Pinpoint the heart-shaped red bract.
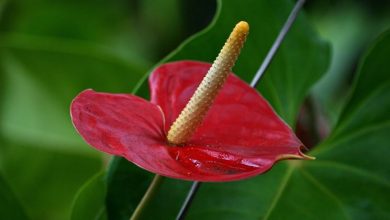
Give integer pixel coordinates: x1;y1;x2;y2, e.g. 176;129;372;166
71;61;306;182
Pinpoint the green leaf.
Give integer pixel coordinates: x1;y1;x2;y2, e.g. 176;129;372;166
0;141;102;220
105;157;154;220
165;0;329;126
307;30;390;218
310;3;390;127
185;29;390;219
71;173;108;220
0;16;149;220
0;172;30;220
0;0;131;41
0;35;148;154
136;28;390;220
106;161;194;220
0;0;151;154
106;0;330;219
0;0;147;62
0;0;189;62
134;0;330;125
107;2;390;220
0;1;160;220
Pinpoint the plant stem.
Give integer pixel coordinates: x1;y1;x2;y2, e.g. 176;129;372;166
176;181;201;220
130;175;165;220
250;0;306;87
175;0;306;219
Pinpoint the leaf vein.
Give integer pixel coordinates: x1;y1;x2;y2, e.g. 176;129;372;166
261;166;294;220
300;169;351;220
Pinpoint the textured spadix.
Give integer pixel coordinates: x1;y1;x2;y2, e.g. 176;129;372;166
167;21;249;145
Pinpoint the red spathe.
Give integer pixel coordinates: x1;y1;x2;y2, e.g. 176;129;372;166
71;61;305;182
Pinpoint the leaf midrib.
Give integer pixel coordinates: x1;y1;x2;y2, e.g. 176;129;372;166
311;120;390;156
331;81;390;139
300;169;351;220
261;166;294;220
306;160;390;187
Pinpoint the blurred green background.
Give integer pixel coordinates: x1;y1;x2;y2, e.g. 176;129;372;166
0;0;389;220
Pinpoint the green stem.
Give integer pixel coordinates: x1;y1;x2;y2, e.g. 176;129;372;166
130;175;165;220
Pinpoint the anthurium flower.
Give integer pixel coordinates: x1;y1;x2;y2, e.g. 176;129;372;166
71;22;310;182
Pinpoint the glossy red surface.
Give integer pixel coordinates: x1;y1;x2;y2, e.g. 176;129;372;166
71;61;306;182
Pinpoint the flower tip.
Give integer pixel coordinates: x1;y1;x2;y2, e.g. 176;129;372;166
301;153;316;160
236;21;249;33
276;152;315;161
299;146;315;160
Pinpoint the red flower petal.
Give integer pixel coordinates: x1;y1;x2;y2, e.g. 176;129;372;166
71;90;198;178
71;89;167;156
150;61;306;179
71;61;306;182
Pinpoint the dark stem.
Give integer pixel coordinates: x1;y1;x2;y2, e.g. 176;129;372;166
176;0;306;219
250;0;306;87
175;181;201;220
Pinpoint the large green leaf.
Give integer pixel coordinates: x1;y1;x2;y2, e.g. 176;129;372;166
107;159;200;220
0;172;29;220
0;0;151;154
134;0;330;126
71;173;108;220
0;1;167;220
106;0;330;219
136;28;390;220
0;0;192;62
105;157;153;220
306;30;390;218
165;0;329;126
0;0;148;62
179;30;390;219
86;157;190;220
0;140;102;220
0;1;168;220
0;38;147;219
0;37;148;220
0;35;148;154
310;3;390;127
